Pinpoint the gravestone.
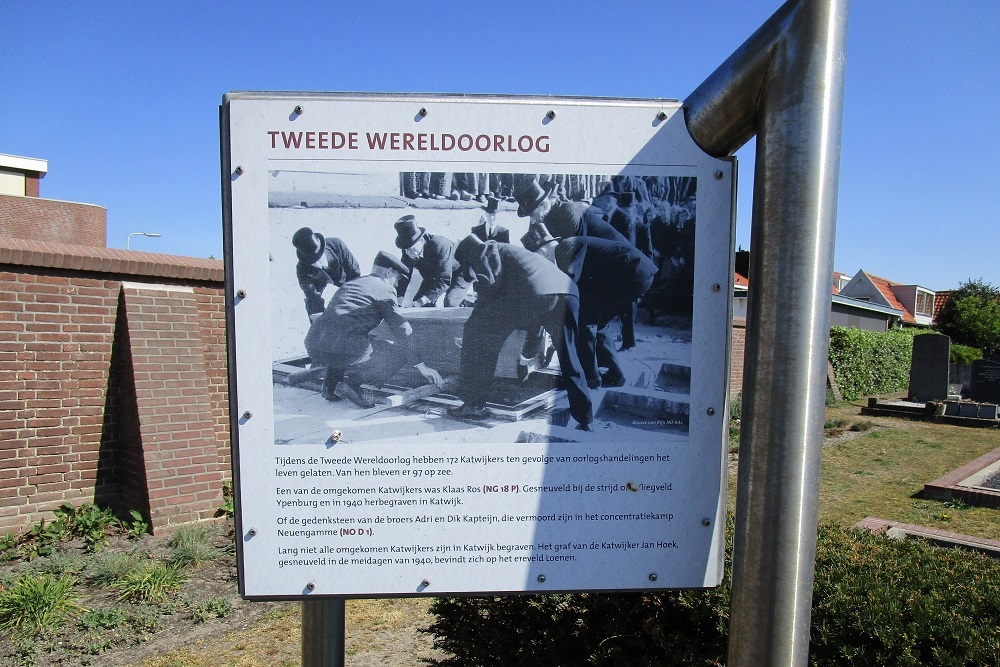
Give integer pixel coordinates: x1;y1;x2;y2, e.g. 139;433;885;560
907;333;950;402
969;358;1000;404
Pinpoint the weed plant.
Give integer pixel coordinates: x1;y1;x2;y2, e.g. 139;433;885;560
0;573;85;636
168;526;218;566
25;550;88;578
78;606;129;631
85;548;148;587
216;481;236;519
113;561;188;604
53;503;120;552
189;596;233;623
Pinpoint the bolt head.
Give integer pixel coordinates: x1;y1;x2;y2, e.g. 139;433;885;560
243;410;253;420
419;107;428;116
247;528;257;537
547;110;557;119
648;573;658;582
234;166;244;175
702;518;712;526
656;111;667;120
294;105;304;115
306;582;316;591
421;579;430;587
537;574;546;583
715;170;724;180
236;289;247;299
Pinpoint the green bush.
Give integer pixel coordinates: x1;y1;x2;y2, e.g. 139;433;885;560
950;343;983;366
828;327;920;400
427;525;1000;666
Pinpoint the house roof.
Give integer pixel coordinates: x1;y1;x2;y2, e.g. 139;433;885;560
864;273;916;323
933;291;952;322
832;271;846;295
734;271;748;288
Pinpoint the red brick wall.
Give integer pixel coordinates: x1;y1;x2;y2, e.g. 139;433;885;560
25;173;41;198
0;238;228;534
730;317;746;395
0;194;107;247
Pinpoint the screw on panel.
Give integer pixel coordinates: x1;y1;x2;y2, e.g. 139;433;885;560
715;170;724;180
712;284;721;292
546;110;557;119
626;481;638;492
243;410;253;420
707;408;716;416
537;574;546;583
247;528;257;537
648;573;658;582
234;166;244;175
306;582;316;591
294;105;304;115
331;430;342;443
421;579;430;587
236;289;247;299
419;107;428;117
657;111;668;120
702;518;712;527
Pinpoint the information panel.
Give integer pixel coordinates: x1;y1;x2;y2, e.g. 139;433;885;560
221;93;735;598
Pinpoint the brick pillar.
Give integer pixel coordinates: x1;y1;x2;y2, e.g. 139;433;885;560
730;317;747;395
120;283;224;532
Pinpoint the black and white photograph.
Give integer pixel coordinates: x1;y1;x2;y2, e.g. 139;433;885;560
269;170;698;446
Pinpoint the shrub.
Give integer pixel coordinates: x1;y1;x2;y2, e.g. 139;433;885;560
427;525;1000;666
828;327;920;400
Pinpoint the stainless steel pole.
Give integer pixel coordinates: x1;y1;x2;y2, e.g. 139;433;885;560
684;1;849;665
301;599;346;667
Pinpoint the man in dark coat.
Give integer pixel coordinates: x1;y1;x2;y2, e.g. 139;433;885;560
292;227;361;318
304;251;442;407
470;197;510;243
554;236;657;387
448;235;593;430
514;179;627;244
393;215;470;307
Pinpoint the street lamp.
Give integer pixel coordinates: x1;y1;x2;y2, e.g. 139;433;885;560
126;232;161;250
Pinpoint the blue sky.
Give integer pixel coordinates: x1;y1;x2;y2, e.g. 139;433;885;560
2;1;997;291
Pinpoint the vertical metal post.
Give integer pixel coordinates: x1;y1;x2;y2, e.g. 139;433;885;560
302;599;346;667
684;1;849;665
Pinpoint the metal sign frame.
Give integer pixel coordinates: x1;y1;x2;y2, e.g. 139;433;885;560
683;0;849;664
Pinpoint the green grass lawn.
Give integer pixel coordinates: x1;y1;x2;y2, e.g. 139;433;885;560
818;400;999;540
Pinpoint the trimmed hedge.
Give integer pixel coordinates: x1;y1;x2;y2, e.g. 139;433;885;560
828;327;920;400
951;344;983;366
427;525;1000;666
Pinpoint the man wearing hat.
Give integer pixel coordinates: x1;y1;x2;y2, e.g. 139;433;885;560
304;251;443;407
471;197;510;243
448;235;594;430
393;215;470;307
292;227;361;318
515;179;627;245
